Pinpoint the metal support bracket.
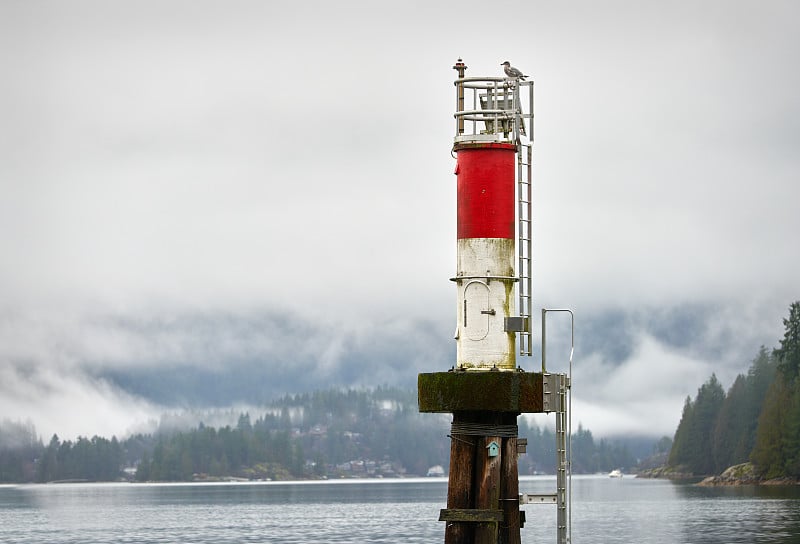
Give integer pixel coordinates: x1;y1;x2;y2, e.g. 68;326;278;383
542;373;567;413
520;494;557;504
504;316;529;333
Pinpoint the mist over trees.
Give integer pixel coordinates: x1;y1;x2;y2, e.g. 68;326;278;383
668;301;799;478
0;420;41;482
36;435;123;482
0;386;643;483
8;302;800;483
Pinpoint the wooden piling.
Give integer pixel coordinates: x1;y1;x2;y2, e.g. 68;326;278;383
445;411;476;544
500;413;521;544
419;371;543;544
473;416;501;544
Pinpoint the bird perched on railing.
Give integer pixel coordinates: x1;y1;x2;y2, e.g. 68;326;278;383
501;61;527;80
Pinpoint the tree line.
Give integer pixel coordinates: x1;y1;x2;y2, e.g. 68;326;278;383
517;422;638;474
1;385;646;483
135;417;307;481
668;301;800;478
0;387;447;482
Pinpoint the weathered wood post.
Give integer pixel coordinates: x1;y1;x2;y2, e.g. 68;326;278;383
419;371;544;544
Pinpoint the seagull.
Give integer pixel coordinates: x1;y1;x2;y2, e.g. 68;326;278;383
501;61;527;80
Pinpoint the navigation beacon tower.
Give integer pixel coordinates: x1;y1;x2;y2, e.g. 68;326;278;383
418;59;575;544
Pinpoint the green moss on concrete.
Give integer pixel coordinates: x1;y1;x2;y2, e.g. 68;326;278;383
418;370;544;413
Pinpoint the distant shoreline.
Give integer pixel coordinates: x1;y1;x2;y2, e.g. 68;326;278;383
638;463;800;486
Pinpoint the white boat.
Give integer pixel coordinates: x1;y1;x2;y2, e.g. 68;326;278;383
608;469;623;478
426;465;445;477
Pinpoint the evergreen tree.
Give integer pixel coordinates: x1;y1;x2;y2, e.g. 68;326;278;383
782;380;800;476
740;347;778;461
777;303;800;477
711;349;775;475
669;375;725;475
668;397;694;469
653;436;673;455
712;374;747;472
751;377;791;478
570;424;595;473
752;302;800;478
775;302;800;379
691;374;725;475
136;452;151;481
0;420;42;482
36;435;60;483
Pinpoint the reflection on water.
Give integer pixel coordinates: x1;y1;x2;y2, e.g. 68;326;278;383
2;476;800;543
671;482;800;543
518;476;800;544
1;480;446;544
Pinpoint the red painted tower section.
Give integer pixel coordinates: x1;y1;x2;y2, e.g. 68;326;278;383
456;143;516;240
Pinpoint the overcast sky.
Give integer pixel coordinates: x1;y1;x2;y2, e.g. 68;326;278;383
1;0;798;441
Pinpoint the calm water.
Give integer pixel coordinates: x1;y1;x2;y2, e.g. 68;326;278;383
2;475;800;543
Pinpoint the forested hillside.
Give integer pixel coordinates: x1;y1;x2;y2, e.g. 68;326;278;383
668;301;800;478
1;386;643;482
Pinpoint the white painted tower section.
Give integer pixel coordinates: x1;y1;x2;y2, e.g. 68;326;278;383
455;238;516;369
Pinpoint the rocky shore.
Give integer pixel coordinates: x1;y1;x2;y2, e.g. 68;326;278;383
635;465;696;480
698;462;800;486
697;463;761;486
640;462;800;486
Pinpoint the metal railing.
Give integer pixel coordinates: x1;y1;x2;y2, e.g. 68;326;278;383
453;76;533;145
542;308;574;544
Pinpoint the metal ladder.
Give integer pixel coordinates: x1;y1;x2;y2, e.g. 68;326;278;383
517;140;533;356
540;372;570;544
511;80;534;357
555;376;569;544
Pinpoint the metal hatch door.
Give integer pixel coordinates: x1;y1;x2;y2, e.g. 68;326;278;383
463;280;491;341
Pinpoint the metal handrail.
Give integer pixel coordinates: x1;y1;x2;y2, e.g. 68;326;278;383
541;309;574;373
541;308;574;544
453;75;533;140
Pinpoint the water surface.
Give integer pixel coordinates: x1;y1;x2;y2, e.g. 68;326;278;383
2;476;799;543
